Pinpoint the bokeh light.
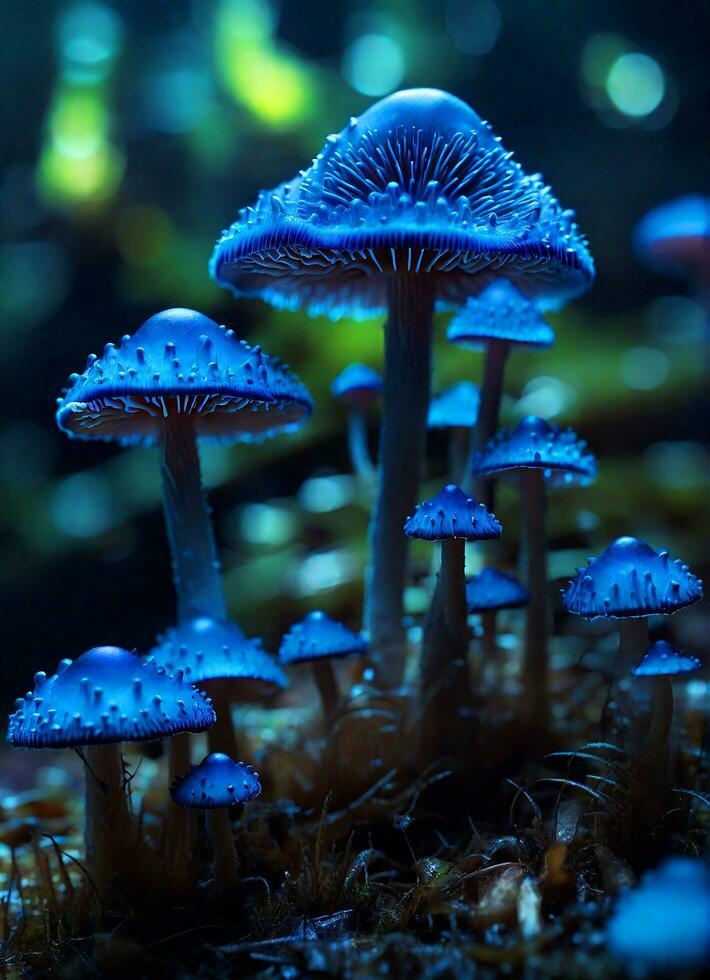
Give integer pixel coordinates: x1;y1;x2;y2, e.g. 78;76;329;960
50;471;115;538
620;346;669;390
343;34;405;96
606;53;665;118
56;1;123;84
445;0;502;56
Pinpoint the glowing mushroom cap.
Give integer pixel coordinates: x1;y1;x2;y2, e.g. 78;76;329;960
447;281;555;349
404;484;502;542
170;752;261;809
56;308;313;446
632;640;701;677
471;415;596;487
148;616;287;690
562;536;704;620
7;646;215;749
466;568;529;613
211;88;594;319
607;858;710;971
634;194;710;278
331;363;382;407
279;611;367;666
428;382;480;429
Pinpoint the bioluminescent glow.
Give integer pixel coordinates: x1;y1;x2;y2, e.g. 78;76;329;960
343;33;405;96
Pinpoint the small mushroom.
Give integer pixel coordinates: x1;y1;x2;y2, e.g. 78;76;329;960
278;611;367;721
404;484;502;758
211;88;594;688
170;752;261;892
631;639;701;768
7;646;215;898
331;363;382;485
472;416;596;729
563;536;703;741
447;281;555;502
427;382;480;484
465;568;529;663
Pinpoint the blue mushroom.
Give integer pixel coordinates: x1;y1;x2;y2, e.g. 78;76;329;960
607;858;710;971
404;485;502;757
634;194;710;280
57;309;310;761
447;282;555;499
331;363;382;484
7;646;215;896
472;416;597;729
428;382;480;484
563;536;703;746
466;568;529;663
279;610;367;719
171;752;261;891
211;88;593;690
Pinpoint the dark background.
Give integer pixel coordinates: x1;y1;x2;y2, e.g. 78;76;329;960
1;0;708;708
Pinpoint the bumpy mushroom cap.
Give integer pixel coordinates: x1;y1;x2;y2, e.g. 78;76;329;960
471;415;596;487
279;611;367;666
170;752;261;809
562;536;704;620
607;859;710;971
428;382;480;429
447;281;555;349
634;194;710;277
466;567;529;613
632;640;701;677
56;308;313;446
404;483;502;542
331;363;383;407
211;88;594;318
8;646;215;749
148;616;287;690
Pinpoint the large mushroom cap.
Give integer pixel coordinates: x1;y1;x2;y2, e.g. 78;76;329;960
428;382;480;429
148;616;287;691
447;281;555;349
170;752;261;809
404;483;502;542
279;610;367;666
331;363;382;407
562;536;704;620
211;88;594;319
471;415;596;487
632;640;701;677
607;859;710;971
466;567;529;613
634;194;710;278
8;646;215;749
56;308;313;446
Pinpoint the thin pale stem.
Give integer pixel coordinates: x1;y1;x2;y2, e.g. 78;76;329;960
83;744;136;894
521;468;548;728
347;408;376;485
207;685;239;758
206;808;240;891
164;733;193;891
465;339;509;505
366;274;435;688
312;660;340;720
159;411;226;623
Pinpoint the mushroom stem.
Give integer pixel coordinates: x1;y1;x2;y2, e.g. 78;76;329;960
449;427;470;486
639;676;674;767
347;407;376;485
165;733;193;890
481;609;498;665
206;808;240;891
617;618;648;676
366;274;435;688
159;411;226;623
465;339;509;503
83;743;136;894
521;468;548;729
312;660;340;721
207;686;239;758
420;538;471;756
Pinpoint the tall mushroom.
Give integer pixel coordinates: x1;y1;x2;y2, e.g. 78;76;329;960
7;646;215;899
56;308;310;763
210;87;594;688
331;363;382;485
428;382;480;484
465;567;529;665
404;483;502;758
446;281;555;502
472;416;596;728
